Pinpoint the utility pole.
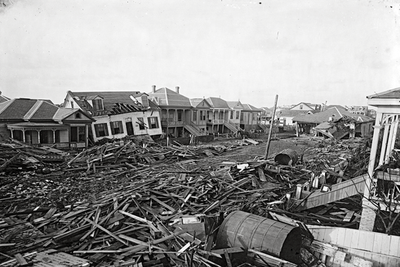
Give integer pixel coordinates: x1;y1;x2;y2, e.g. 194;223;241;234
264;95;278;160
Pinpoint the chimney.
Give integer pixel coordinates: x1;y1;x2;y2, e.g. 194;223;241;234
175;86;180;94
152;85;156;93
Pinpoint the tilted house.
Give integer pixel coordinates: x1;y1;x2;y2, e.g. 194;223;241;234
63;91;162;143
0;98;93;148
148;86;202;137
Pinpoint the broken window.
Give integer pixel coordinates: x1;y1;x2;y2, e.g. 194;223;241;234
111;121;123;135
137;117;146;130
94;123;109;137
147;117;159;129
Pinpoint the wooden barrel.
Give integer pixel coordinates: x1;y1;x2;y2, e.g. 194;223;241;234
216;211;301;264
274;149;299;165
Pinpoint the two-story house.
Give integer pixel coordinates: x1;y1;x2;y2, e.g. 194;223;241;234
226;101;243;131
240;104;262;131
190;98;212;135
149;86;202;137
0;98;93;148
206;97;234;134
63;91;162;143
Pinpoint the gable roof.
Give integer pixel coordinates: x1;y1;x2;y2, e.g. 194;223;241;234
226;101;244;109
293;107;372;124
190;98;211;108
67;91;158;115
149;87;192;107
325;104;347;110
242;103;262;112
290;102;315;110
0;98;92;122
367;87;400;99
206;97;230;109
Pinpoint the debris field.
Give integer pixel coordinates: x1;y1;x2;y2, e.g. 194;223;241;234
0;136;372;267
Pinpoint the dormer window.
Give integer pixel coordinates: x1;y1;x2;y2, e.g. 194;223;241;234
92;99;104;111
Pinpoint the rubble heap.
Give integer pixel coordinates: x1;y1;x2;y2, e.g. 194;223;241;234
0;136;373;266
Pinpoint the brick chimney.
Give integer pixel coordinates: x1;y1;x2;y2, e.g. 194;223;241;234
175;86;180;94
152;85;156;93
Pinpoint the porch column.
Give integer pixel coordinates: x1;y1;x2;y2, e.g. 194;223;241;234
22;129;26;143
37;130;41;144
10;129;14;139
360;111;384;231
85;125;89;148
386;115;399;163
378;120;390;166
52;130;56;144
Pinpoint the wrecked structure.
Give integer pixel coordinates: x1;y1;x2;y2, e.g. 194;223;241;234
1;88;400;266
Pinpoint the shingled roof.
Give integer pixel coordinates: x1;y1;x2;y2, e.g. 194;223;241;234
149;88;192;107
206;97;230;109
67;91;158;116
0;98;88;122
293;107;372;124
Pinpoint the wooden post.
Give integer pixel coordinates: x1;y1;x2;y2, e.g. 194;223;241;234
264;95;278;160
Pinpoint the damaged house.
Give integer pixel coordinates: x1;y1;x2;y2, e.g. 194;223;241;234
0;98;93;148
293;106;374;138
63;91;162;143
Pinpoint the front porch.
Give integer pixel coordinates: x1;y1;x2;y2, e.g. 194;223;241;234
7;123;88;149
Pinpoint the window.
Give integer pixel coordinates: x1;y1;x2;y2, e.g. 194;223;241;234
168;111;174;122
111;121;123;135
177;110;183;121
200;110;204;121
236;111;240;119
193;110;197;121
230;111;233;119
219;112;224;120
148;117;159;129
94;123;109;137
300;104;303;110
137;117;146;130
75;113;81;119
92;99;104;110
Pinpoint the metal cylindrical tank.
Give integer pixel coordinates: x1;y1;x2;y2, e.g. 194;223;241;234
216;211;301;264
274;149;299;165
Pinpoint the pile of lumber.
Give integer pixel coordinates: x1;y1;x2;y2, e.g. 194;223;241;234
0;137;374;266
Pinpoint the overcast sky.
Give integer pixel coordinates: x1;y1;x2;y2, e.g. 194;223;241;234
0;0;399;108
